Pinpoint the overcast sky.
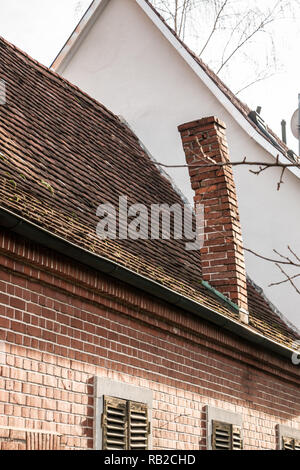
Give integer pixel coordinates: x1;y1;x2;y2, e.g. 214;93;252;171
0;0;92;65
0;0;299;153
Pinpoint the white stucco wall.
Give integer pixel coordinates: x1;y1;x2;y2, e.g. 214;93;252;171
55;0;300;328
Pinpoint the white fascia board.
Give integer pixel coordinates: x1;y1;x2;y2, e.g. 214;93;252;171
51;0;110;72
52;0;300;180
135;0;300;180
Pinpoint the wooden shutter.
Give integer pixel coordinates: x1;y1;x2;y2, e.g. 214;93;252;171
282;437;295;450
212;421;243;450
212;421;231;450
232;425;243;450
102;396;127;450
282;437;300;450
128;401;149;450
294;439;300;450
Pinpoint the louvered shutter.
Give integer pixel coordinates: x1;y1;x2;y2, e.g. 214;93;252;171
128;401;149;450
282;437;300;450
294;439;300;450
282;437;295;450
212;421;231;450
232;425;243;450
212;421;243;450
102;396;127;450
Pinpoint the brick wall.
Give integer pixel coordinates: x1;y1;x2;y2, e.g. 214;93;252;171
0;230;299;450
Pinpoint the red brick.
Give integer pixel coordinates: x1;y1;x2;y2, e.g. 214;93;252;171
10;430;26;440
1;441;19;450
10;297;26;311
0;231;297;452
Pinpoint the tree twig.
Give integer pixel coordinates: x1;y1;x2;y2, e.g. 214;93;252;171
269;272;300;287
199;0;229;56
272;263;300;295
244;247;300;268
154;158;300;171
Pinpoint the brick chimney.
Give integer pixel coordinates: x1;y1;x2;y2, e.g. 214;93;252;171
178;116;248;323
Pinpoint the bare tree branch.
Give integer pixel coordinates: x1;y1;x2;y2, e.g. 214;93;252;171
154;155;300;190
269;272;300;287
235;70;276;95
246;246;300;296
199;0;229;56
154;159;300;171
244;248;300;268
216;16;275;74
288;246;300;264
151;0;299;92
272;263;300;295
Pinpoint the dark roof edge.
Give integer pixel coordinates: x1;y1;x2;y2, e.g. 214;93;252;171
247;276;300;337
0;207;298;365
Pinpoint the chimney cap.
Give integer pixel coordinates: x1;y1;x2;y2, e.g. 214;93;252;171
178;116;226;132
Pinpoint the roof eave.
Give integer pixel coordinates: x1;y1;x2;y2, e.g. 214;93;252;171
0;206;298;364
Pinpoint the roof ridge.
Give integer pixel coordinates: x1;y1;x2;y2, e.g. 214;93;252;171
143;0;290;155
0;34;129;133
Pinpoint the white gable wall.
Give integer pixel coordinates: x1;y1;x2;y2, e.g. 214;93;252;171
56;0;300;328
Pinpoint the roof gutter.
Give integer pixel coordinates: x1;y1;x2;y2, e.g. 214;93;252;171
0;206;297;362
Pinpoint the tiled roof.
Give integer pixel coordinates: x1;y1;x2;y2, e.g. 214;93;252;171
0;36;298;351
